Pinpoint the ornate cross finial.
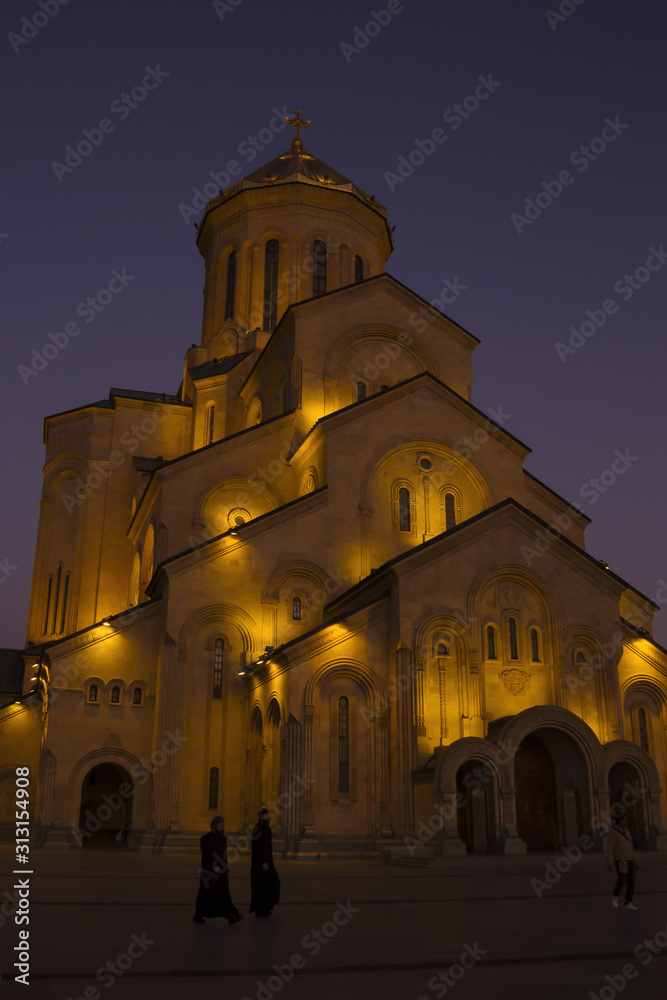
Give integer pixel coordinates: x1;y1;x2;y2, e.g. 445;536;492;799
285;109;311;149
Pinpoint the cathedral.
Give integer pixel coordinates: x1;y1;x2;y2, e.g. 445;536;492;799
2;112;666;856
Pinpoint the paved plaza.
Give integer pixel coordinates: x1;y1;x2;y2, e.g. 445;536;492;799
1;846;666;1000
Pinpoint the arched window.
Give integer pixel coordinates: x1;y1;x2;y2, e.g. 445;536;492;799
110;686;120;704
132;687;142;706
88;684;98;704
575;651;586;664
206;403;215;446
487;625;497;660
312;240;326;297
208;767;219;810
213;639;223;699
43;576;52;635
354;256;364;284
637;708;649;752
263;239;280;330
52;565;62;634
444;493;456;531
356;381;366;402
224;251;236;320
530;628;540;662
437;642;448;657
338;696;349;793
58;573;70;634
399;487;411;531
508;618;518;660
292;597;302;621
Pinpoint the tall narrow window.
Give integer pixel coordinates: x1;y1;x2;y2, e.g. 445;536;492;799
356;381;366;401
224;251;236;320
508;617;518;660
312;240;327;297
292;597;302;621
339;696;349;793
444;493;456;530
399;487;411;531
637;708;649;752
132;687;142;705
89;684;98;704
530;628;540;662
487;625;497;660
58;573;70;634
206;404;215;445
110;686;120;704
51;566;62;634
208;767;219;810
213;639;223;699
263;239;279;330
354;255;364;284
43;576;52;635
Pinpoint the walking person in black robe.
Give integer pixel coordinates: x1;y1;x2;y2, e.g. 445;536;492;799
249;807;280;918
193;816;243;924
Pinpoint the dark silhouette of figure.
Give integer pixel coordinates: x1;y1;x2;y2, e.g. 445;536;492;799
249;807;280;918
193;816;243;924
607;813;639;910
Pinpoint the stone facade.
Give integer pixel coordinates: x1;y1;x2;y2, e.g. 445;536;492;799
1;136;666;855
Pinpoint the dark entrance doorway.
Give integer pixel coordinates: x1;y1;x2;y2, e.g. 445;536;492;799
456;759;494;854
515;735;557;850
78;763;133;847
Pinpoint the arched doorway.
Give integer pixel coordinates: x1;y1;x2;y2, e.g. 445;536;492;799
455;759;495;853
78;763;133;847
515;735;557;850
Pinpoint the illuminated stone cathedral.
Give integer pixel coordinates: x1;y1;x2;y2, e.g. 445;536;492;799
2;113;666;856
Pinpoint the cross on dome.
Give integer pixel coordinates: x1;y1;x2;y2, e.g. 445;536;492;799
285;109;311;149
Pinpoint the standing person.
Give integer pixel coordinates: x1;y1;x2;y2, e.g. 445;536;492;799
193;816;243;924
607;812;639;910
249;807;280;918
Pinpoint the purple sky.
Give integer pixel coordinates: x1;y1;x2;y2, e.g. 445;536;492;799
1;0;666;649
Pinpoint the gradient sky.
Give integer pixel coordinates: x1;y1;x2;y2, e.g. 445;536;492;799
1;0;666;649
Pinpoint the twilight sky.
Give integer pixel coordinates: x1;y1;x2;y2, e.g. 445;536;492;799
1;0;666;648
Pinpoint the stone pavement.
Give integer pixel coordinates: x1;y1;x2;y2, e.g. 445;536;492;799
1;846;666;1000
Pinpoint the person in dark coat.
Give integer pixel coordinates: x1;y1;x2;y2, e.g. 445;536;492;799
193;816;243;924
249;807;280;918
